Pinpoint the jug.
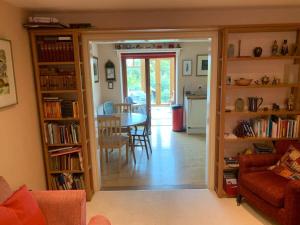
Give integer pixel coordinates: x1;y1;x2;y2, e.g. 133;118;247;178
248;97;263;112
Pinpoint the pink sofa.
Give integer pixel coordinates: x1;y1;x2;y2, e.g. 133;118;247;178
0;177;111;225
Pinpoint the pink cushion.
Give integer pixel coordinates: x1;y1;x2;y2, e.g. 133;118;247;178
0;177;12;204
0;206;22;225
1;185;47;225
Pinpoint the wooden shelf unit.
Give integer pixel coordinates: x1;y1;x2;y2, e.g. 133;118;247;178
30;30;94;200
215;25;300;198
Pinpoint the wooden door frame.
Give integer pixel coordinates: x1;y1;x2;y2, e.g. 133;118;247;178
81;29;218;192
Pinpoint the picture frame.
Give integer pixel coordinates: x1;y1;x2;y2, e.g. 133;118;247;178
196;54;208;76
108;81;113;89
182;60;192;76
0;39;17;108
105;60;116;81
92;56;99;83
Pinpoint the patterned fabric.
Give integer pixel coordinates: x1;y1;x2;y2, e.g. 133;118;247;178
269;145;300;180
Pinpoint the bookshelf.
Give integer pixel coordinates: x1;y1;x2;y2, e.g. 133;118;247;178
30;30;94;200
215;25;300;197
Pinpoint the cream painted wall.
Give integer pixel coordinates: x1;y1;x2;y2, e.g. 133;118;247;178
95;42;210;105
97;44;122;104
90;43;102;114
36;7;300;30
0;0;45;190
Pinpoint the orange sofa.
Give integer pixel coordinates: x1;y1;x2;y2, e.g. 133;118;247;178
0;176;111;225
238;141;300;225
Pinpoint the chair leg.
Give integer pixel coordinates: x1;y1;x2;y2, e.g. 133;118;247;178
131;144;136;164
100;148;104;172
146;134;152;153
138;136;143;149
118;147;122;171
126;143;129;163
143;136;149;160
236;194;243;206
105;148;109;163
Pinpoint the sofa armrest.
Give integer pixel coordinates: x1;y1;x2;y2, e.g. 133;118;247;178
32;190;86;225
284;180;300;225
88;215;111;225
239;154;280;175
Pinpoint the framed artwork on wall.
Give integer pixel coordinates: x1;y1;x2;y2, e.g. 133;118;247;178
196;54;208;76
92;56;99;83
0;39;17;108
183;60;192;76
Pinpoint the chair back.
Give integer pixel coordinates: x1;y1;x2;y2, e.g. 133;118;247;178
98;116;122;137
103;101;114;115
114;103;132;113
124;96;135;104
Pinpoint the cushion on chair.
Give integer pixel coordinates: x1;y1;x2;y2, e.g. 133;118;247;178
0;176;13;204
240;171;288;208
0;185;47;225
269;145;300;180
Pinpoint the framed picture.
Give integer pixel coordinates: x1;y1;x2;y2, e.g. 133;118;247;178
183;60;192;76
108;81;113;89
105;60;116;81
196;54;208;76
92;56;99;83
0;39;17;108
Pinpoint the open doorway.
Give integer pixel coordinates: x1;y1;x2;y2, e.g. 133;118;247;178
88;38;213;191
122;53;176;126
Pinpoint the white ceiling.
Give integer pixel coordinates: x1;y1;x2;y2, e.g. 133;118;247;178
4;0;300;11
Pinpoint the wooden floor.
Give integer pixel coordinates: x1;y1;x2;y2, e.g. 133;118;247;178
99;126;207;190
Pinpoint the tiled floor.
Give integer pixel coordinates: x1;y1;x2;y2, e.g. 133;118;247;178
100;125;206;190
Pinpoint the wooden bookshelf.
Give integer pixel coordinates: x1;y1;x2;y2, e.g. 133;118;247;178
215;25;300;198
30;30;94;200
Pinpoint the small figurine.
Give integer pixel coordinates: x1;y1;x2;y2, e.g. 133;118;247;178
281;40;289;56
272;77;280;85
261;75;270;85
291;43;300;56
287;93;295;111
253;47;263;57
272;103;280;111
271;40;279;56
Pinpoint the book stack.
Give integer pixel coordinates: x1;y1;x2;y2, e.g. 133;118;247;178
44;122;81;144
223;171;238;196
50;173;85;190
251;115;300;138
233;115;300;138
36;36;74;62
253;143;274;154
224;157;239;168
49;147;83;171
39;65;76;90
43;97;79;118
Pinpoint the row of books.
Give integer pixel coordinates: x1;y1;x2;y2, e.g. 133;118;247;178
50;173;85;190
251;115;300;138
40;75;77;90
224;157;239;168
43;97;79;118
49;147;83;171
44;122;81;144
37;39;74;62
233;115;300;138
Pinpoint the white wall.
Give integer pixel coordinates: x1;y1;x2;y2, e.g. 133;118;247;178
95;41;210;105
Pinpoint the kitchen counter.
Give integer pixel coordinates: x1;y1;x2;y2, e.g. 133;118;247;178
186;95;207;100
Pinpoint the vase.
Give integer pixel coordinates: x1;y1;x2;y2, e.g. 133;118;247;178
253;47;262;57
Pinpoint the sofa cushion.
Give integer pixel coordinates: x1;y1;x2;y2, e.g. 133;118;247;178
269;145;300;180
0;176;13;203
0;206;23;225
240;171;288;208
1;185;47;225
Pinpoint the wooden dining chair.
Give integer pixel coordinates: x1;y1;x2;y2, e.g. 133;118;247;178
98;116;135;171
114;103;132;113
130;116;152;159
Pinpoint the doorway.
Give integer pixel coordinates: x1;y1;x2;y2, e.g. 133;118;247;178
82;30;218;192
121;53;176;127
